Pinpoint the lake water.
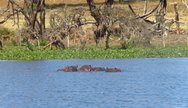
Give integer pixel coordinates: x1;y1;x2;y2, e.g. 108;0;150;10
0;58;188;108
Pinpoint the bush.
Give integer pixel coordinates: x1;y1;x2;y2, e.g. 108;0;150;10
39;39;48;46
0;27;13;35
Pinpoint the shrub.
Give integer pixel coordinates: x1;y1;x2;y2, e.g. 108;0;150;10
0;27;13;35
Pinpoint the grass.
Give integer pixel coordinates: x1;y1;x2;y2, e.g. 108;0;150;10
0;45;188;60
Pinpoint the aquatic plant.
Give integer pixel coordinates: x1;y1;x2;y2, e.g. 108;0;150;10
0;45;188;60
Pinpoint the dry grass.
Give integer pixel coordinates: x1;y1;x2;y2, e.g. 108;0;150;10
1;0;188;30
0;0;105;7
45;0;105;4
127;0;188;29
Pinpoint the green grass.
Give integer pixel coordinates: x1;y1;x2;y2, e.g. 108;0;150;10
0;45;188;60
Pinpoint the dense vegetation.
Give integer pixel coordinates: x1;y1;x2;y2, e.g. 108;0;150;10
0;45;188;60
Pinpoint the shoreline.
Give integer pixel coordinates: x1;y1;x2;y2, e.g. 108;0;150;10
0;45;188;60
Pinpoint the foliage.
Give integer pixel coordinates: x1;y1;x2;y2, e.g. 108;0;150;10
39;39;48;46
0;46;188;60
0;27;13;35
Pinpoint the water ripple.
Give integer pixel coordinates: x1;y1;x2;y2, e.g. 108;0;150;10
0;58;188;108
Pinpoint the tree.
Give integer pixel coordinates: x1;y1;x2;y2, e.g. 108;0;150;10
0;0;46;37
86;0;169;48
86;0;114;49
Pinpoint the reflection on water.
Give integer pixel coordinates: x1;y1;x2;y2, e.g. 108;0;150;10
0;58;188;108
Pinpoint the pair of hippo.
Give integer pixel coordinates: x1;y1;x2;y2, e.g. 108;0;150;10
58;65;121;72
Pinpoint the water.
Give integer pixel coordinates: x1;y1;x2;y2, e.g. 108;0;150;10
0;58;188;108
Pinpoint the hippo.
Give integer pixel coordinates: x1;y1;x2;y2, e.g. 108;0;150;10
58;65;122;72
78;65;93;72
105;67;121;72
92;67;106;71
62;66;78;72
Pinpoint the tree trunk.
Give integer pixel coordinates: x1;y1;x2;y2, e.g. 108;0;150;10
144;0;148;14
39;0;46;35
160;0;167;14
0;34;2;50
86;0;114;49
86;0;103;25
174;3;180;30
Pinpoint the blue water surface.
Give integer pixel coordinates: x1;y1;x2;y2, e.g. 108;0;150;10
0;58;188;108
